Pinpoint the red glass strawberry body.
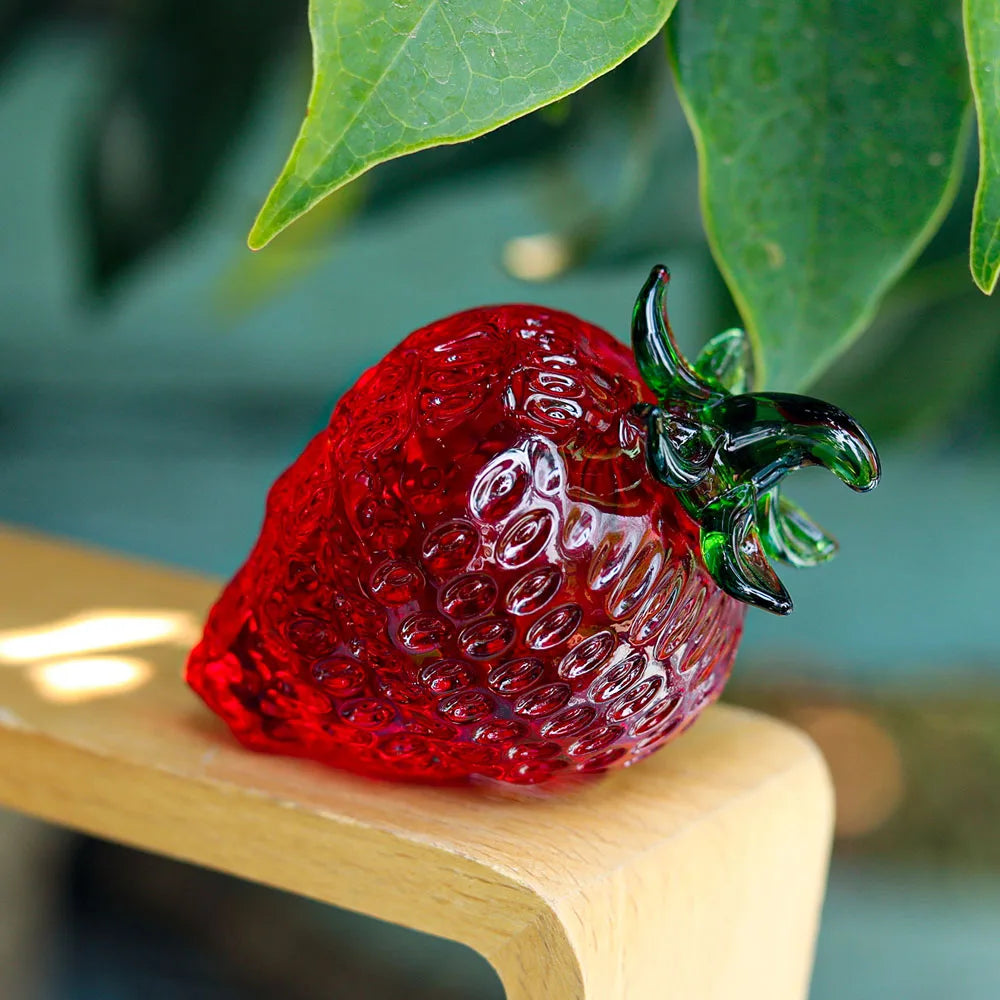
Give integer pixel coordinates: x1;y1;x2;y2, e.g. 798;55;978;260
187;268;879;786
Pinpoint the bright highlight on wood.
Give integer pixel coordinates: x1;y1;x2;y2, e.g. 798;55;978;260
27;655;154;704
0;610;199;664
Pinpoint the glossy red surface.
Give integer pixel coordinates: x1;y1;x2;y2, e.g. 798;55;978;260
186;305;746;785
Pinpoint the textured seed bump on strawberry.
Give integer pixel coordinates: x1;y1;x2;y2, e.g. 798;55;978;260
187;267;879;786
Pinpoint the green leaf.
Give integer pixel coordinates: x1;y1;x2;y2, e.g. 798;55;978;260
757;490;838;568
249;0;678;249
965;0;1000;293
669;1;971;389
693;328;754;394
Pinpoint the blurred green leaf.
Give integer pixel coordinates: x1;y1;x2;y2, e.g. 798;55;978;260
965;0;1000;294
0;0;51;67
81;0;298;290
0;0;76;75
248;0;678;249
669;1;971;389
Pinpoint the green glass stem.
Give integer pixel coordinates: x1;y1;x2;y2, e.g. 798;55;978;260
631;265;880;615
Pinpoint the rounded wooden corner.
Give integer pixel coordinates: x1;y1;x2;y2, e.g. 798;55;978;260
0;527;836;1000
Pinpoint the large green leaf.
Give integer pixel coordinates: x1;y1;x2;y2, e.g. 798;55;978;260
965;0;1000;294
248;0;677;249
670;1;971;389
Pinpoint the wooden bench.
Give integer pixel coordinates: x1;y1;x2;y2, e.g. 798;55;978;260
0;525;833;999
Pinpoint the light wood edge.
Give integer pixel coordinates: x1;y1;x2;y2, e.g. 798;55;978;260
517;738;833;1000
0;525;835;999
0;717;832;1000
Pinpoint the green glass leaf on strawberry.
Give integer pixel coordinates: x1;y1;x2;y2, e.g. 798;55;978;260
186;266;879;786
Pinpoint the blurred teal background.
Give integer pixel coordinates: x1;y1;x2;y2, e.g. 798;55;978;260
1;19;999;1000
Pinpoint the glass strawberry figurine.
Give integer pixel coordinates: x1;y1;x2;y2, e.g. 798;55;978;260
186;266;879;786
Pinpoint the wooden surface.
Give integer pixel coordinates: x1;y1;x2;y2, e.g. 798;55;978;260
0;525;834;1000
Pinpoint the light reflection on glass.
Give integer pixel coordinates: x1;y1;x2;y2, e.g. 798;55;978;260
27;655;154;703
0;610;199;665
